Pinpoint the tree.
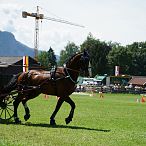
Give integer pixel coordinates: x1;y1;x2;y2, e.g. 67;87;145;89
58;42;79;66
38;51;48;69
108;42;146;76
38;47;57;70
47;47;57;70
126;42;146;75
107;44;131;75
80;33;111;77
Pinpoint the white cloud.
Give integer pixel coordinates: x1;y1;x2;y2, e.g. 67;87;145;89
3;20;16;32
0;0;146;55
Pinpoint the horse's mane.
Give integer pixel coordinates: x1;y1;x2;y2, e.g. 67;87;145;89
65;52;82;66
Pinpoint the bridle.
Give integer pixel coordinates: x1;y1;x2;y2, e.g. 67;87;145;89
63;64;79;84
64;67;78;84
65;67;80;73
63;51;90;84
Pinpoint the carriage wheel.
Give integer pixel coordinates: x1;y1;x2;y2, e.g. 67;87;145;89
0;94;15;122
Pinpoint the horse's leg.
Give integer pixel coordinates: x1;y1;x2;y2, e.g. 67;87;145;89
22;100;30;121
50;97;64;125
13;97;22;124
64;97;76;124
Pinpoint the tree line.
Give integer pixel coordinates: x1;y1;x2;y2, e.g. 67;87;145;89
38;33;146;77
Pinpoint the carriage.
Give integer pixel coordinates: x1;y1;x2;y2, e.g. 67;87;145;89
0;85;39;122
0;50;89;124
0;90;18;121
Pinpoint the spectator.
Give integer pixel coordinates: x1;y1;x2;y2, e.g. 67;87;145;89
99;87;104;98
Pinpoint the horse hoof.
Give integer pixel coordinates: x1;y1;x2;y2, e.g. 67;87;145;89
65;117;72;124
24;114;30;121
14;118;21;124
50;119;56;126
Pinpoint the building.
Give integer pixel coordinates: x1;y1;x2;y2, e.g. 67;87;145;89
106;75;131;86
0;56;42;87
128;76;146;87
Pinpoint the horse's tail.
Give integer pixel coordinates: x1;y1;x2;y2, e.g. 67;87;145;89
1;73;21;95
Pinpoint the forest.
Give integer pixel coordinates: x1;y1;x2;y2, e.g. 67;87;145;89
38;33;146;77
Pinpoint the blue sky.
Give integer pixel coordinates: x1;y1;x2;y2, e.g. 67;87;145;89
0;0;146;55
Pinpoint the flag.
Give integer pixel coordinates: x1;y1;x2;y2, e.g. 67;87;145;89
23;56;29;72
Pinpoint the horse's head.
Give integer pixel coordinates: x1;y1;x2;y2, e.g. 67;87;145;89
65;50;90;77
79;50;90;77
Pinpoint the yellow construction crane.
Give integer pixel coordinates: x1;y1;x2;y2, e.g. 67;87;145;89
22;6;84;60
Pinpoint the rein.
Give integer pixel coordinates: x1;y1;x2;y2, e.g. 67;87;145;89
65;67;80;73
64;67;78;84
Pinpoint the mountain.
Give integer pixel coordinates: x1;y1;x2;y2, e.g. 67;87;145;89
0;31;34;57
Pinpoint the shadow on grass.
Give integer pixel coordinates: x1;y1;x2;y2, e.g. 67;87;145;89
0;120;111;132
26;123;111;132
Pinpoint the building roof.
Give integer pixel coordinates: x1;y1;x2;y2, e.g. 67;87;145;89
77;76;84;84
0;56;22;67
94;75;106;81
0;56;40;68
128;76;146;86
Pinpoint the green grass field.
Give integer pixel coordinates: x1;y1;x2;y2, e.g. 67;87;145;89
0;93;146;146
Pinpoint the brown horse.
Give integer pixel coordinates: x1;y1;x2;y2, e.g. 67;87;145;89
2;50;90;125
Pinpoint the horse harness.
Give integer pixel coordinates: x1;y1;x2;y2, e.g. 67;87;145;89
17;66;78;96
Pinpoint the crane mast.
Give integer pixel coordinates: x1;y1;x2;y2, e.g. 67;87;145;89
22;6;84;60
22;6;44;60
34;6;39;61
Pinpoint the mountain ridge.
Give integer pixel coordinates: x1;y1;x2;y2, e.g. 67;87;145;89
0;31;60;62
0;31;34;57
